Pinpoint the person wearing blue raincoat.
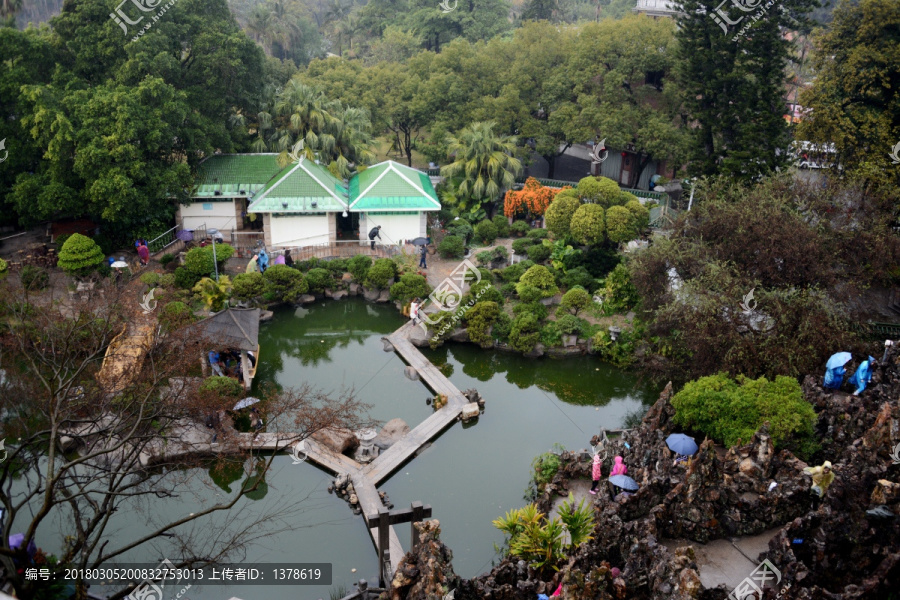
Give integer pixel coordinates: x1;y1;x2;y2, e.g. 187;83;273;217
258;248;269;274
824;365;846;389
848;356;875;395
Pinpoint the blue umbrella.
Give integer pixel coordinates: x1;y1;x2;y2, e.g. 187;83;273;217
666;433;699;456
826;352;852;370
608;475;639;491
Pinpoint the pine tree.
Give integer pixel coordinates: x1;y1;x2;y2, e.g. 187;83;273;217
674;0;817;180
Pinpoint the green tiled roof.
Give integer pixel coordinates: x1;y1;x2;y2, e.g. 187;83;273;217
247;158;348;213
349;161;440;212
193;154;283;198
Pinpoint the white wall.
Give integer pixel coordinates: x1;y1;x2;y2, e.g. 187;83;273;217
363;212;424;245
269;214;331;247
180;200;238;232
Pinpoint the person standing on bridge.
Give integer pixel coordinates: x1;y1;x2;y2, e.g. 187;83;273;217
369;225;382;250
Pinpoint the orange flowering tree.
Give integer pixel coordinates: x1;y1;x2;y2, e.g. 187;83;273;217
503;178;571;219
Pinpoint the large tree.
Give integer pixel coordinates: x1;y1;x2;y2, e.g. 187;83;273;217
441;121;523;219
674;0;817;180
0;281;369;600
3;0;265;238
796;0;900;186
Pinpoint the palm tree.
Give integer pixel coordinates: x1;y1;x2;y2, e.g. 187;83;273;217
441;122;523;220
0;0;22;18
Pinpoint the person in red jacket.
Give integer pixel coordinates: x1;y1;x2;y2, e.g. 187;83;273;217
589;453;602;495
137;241;150;266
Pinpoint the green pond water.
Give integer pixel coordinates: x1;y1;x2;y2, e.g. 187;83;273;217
26;298;660;600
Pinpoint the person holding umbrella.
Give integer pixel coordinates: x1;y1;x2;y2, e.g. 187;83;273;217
824;352;852;389
419;243;428;269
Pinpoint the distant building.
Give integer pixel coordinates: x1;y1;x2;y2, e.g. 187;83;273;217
634;0;681;18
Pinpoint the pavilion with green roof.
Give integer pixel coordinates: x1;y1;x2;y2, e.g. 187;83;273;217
181;155;439;249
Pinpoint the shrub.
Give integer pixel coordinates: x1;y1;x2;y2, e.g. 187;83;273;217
606;205;639;244
465;301;500;347
544;194;582;238
159;253;176;266
500;282;518;297
21;265;49;290
492;312;513;341
54;234;71;249
526;244;552;263
672;374;818;458
513;301;548;321
232;272;267;303
325;258;348;273
192;276;232;312
390;273;431;303
540;321;563;347
57;233;105;277
446;219;474;242
626;200;650;231
0;258;7;274
577;176;621;207
140;272;160;287
558;288;591;316
561;267;597;292
265;265;310;300
159;301;193;332
516;284;544;304
365;258;396;289
598;263;639;312
463;280;504;306
158;273;176;288
501;264;526;283
517;265;559;298
306;267;334;292
475;250;494;266
297;257;322;272
591;329;636;368
475;220;499;244
199;375;243;400
209;243;235;262
510;220;531;236
184;247;215;278
570;204;606;246
492;215;510;238
580;247;620;278
437;235;465;259
526;229;549;240
492;246;509;261
511;238;535;256
347;255;372;282
174;266;200;290
519;260;535;270
556;314;585;336
510;313;541;353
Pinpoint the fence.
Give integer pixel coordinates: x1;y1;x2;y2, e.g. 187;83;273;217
147;222;206;255
274;240;400;263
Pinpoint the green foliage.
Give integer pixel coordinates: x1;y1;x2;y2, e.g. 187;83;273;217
672;374;818;458
140;272;160;288
559;288;591;316
475;219;499;244
526;244;552;263
159;301;193;333
578;176;622;207
20;265;49;290
591;329;636;368
364;259;397;289
193;276;232;312
306;268;334;293
517;265;559;299
264;265;309;301
545;194;581;238
500;282;518;297
491;312;513;342
174;267;200;290
561;267;597;292
510;220;532;236
158;273;176;289
232;272;267;304
492;246;509;261
492;214;510;237
510;313;541;353
297;257;322;272
513;301;549;321
540;320;563;347
516;284;544;304
57;233;104;276
463;280;505;307
625;200;650;231
437;235;466;259
390;273;431;303
325;258;348;273
199;376;243;400
475;250;494;266
531;452;561;487
159;253;176;266
512;238;536;255
557;495;595;548
501;263;527;283
445;219;474;242
347;255;373;282
606;205;639;244
0;258;7;274
184;247;215;278
556;314;586;336
598;263;639;313
570;204;606;246
526;229;549;240
465;301;501;347
54;234;71;249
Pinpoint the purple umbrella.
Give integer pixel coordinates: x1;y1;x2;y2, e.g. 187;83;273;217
176;229;195;242
9;533;37;557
